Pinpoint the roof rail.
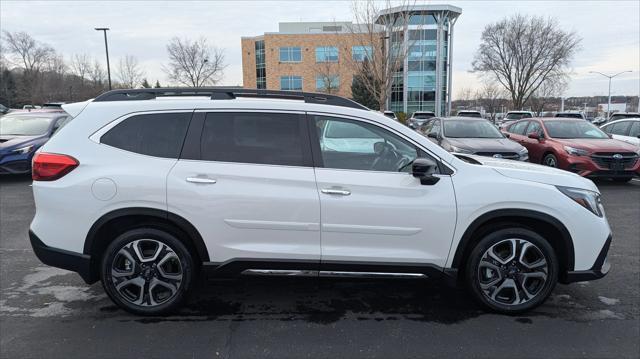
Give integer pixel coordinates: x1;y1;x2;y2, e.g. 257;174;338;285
92;88;369;110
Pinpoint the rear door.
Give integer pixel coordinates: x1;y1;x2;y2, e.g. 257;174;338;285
167;111;321;265
310;114;457;268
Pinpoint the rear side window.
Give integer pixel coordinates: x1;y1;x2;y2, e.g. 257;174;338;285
101;112;191;158
200;112;310;166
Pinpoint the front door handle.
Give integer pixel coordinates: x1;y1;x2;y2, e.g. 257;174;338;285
321;188;351;196
186;177;217;184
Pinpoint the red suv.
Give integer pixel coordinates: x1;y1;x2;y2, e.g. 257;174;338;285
503;118;640;182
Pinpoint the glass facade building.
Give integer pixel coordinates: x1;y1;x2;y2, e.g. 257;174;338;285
377;5;461;116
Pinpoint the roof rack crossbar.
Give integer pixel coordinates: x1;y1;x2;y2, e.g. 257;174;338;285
93;88;368;110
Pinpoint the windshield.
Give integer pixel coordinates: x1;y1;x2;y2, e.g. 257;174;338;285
544;121;608;139
444;120;504;138
506;113;531;120
0;115;53;136
556;113;583;119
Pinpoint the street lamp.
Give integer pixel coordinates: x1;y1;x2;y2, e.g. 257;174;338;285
95;27;112;90
589;70;632;119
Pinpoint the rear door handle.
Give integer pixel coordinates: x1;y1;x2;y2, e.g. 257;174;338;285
186;177;217;184
321;188;351;196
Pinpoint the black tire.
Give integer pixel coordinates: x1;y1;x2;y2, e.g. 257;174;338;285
101;228;194;315
465;227;558;314
542;153;558;168
612;177;632;183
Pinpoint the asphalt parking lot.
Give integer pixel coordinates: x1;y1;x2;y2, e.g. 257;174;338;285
1;175;639;359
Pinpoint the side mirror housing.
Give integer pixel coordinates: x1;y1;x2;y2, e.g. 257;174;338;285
503;133;511;138
527;132;540;140
427;132;439;139
412;158;440;185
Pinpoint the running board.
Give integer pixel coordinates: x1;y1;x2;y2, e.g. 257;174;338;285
241;269;428;279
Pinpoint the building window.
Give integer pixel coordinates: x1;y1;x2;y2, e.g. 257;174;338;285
316;46;339;62
279;47;302;62
352;46;372;62
255;40;266;89
316;75;340;90
280;76;303;91
408;14;437;25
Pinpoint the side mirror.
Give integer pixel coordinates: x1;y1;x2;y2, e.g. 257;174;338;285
527;132;540;140
504;133;511;138
427;132;438;139
412;158;440;185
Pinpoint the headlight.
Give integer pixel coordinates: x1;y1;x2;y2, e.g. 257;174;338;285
12;145;34;155
556;186;603;217
564;146;589;156
450;146;474;154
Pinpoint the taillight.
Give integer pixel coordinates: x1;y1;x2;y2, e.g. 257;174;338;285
32;153;79;181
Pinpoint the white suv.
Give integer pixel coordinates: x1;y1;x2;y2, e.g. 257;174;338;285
30;89;611;315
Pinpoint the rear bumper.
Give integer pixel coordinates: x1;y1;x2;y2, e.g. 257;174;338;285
0;160;32;174
562;234;612;283
29;230;97;284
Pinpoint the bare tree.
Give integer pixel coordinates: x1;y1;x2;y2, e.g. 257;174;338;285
89;59;106;87
528;75;568;115
2;31;54;103
70;54;91;84
472;14;581;110
164;37;226;87
315;45;341;94
342;0;414;111
116;55;145;89
475;81;506;122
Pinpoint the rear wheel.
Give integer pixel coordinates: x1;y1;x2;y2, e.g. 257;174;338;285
466;227;558;314
101;228;194;315
542;153;558;168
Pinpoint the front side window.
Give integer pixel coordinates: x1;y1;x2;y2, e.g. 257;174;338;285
315;75;340;90
508;121;530;135
526;121;543;136
315;115;430;172
629;122;640;137
101;113;190;158
608;121;631;136
316;46;339;62
279;47;302;62
352;46;372;62
201;112;310;166
280;76;303;90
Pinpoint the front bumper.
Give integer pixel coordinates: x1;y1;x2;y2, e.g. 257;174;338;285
562;155;640;178
562;234;612;283
29;230;97;284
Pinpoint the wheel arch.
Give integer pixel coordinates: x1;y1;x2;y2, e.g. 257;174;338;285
83;207;209;282
451;209;574;281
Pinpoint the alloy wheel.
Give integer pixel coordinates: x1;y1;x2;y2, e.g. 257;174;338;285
544;156;557;167
477;238;548;306
110;239;183;307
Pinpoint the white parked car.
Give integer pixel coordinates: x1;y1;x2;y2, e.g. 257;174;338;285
600;118;640;147
30;88;612;315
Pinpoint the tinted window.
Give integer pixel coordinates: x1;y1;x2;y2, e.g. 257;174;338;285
544;121;608;139
509;121;530;135
316;116;428;172
201;112;309;166
555;113;583;119
443;120;502;138
457;112;482;118
629;122;640;137
608;121;631;136
101;113;190;158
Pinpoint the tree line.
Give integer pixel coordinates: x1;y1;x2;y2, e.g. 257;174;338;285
0;31;226;107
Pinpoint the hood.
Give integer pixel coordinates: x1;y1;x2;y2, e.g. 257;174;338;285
446;137;525;153
0;135;45;151
462;155;599;192
555;138;639;153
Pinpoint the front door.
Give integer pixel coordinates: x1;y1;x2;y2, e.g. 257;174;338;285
167;111;321;264
310;114;457;269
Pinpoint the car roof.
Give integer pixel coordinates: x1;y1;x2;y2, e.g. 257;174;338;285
604;118;640;125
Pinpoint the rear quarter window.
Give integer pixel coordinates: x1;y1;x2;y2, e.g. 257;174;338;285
100;112;191;158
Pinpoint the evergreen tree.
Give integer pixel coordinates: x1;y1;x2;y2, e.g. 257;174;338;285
351;61;380;110
154;80;162;88
0;70;18;107
141;78;151;88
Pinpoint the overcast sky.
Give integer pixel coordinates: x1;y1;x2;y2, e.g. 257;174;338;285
2;0;639;99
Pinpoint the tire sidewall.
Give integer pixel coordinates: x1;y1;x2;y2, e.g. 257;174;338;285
465;227;558;314
101;228;194;316
543;153;558;167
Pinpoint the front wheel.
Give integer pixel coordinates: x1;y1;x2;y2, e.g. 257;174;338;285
465;228;558;314
101;228;194;315
542;153;558;168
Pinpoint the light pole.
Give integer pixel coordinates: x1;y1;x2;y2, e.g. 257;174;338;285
589;70;632;119
95;27;112;90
